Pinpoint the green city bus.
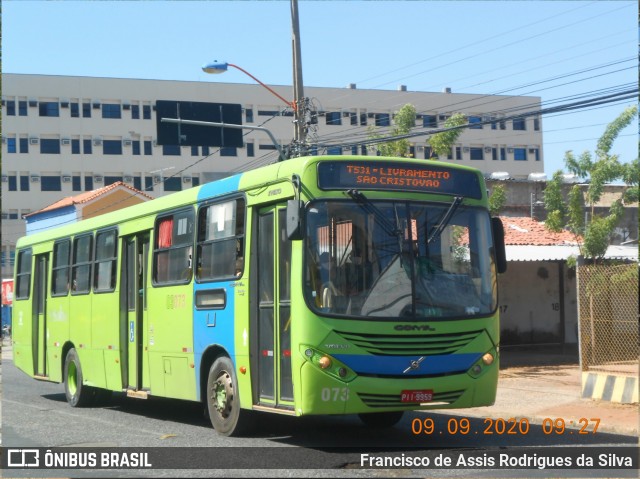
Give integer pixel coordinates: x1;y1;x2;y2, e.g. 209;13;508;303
12;155;506;436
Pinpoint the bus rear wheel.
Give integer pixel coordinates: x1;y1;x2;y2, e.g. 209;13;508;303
63;348;94;407
206;356;251;436
358;411;404;428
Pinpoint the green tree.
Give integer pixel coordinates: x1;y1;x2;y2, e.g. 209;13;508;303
488;184;507;216
426;113;467;159
544;106;638;261
367;104;417;157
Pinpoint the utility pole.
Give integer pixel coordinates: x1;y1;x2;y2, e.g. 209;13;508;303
291;0;307;156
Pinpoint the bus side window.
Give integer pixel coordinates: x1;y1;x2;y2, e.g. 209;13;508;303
153;208;195;285
196;198;245;282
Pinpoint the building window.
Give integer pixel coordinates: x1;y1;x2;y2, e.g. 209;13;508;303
84;176;93;191
247;142;255;157
7;138;16;153
470;147;484;160
533;117;540;131
103;140;123;155
245;107;254;123
162;144;181;156
82;102;91;118
19;101;27;116
375;113;390;127
492;148;498;161
514;148;527;161
19;138;29;153
6;101;16;116
143;105;151;119
7;176;17;191
192;177;200;187
83;139;92;154
70;103;79;117
220;146;237;157
164;177;182;191
144;140;152;155
41;176;62;191
145;176;153;192
513;118;526;131
71;139;80;154
104;176;123;186
350;112;358;126
530;148;540;161
131;104;140;119
423;115;437;128
134;177;142;191
360;112;367;126
153;209;195;285
469;116;483;129
40;139;61;154
20;176;29;191
72;176;81;191
500;148;506;161
455;146;462;160
191;146;199;156
424;146;432;159
499;120;506;130
327;146;342;155
102;104;121;119
39;102;59;117
132;141;141;155
202;146;210;156
326;112;342;125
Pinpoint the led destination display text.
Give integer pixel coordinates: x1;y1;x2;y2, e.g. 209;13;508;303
317;161;482;199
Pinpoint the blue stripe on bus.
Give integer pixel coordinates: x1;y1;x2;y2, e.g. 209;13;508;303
193;174;242;401
197;174;242;202
332;353;482;376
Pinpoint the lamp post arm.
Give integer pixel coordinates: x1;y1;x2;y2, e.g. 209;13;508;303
161;117;287;162
227;63;296;111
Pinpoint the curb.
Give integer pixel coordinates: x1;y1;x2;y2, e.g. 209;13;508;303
581;372;639;404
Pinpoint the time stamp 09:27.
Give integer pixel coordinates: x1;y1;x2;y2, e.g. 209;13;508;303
411;417;601;436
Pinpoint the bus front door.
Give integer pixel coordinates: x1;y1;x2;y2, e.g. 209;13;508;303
120;233;150;395
255;206;293;409
32;253;49;378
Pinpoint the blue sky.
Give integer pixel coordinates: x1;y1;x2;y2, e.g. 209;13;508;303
3;1;637;176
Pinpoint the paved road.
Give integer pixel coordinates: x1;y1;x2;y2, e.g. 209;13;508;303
1;345;637;478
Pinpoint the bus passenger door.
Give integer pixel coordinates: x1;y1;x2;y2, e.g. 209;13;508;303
120;233;150;393
255;206;294;408
32;253;49;378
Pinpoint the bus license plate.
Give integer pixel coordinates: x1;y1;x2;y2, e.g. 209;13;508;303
401;390;433;403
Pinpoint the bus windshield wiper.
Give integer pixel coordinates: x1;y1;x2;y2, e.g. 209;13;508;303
427;196;463;243
346;189;401;238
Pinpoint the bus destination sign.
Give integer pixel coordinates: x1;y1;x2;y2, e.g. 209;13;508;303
317;161;482;199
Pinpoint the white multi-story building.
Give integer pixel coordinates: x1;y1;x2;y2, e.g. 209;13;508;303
1;73;544;278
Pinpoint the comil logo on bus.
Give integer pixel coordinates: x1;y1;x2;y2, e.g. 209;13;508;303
7;449;40;467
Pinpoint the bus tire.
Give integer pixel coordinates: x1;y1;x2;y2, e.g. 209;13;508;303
63;348;94;407
358;411;404;428
206;356;252;436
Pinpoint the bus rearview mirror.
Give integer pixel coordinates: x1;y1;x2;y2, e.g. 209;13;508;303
286;199;304;240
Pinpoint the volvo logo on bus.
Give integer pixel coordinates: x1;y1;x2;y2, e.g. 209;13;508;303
403;356;425;374
394;324;435;332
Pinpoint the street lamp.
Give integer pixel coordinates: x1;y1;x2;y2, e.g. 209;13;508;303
202;61;296;112
202;60;307;156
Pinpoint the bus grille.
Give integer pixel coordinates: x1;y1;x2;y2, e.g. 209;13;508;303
358;390;465;408
334;330;483;356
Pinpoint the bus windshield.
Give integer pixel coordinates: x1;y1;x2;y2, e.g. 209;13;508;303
304;198;497;319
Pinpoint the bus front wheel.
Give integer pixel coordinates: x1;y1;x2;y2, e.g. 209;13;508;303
63;348;94;407
358;411;404;428
206;356;251;436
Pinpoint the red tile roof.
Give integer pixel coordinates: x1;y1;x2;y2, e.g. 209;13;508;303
500;216;579;246
27;181;153;216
